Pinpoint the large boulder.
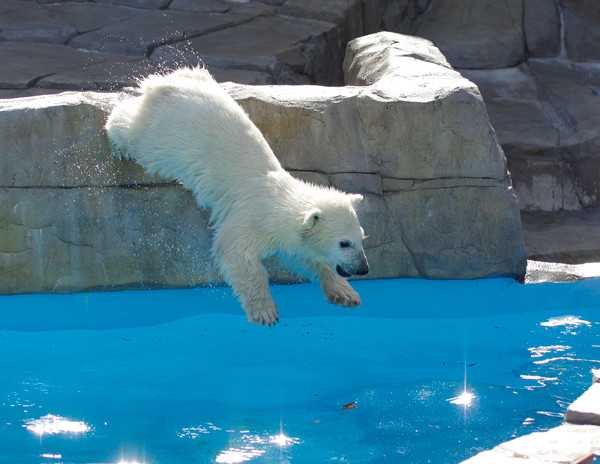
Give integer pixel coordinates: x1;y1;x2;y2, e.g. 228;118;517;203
0;32;526;294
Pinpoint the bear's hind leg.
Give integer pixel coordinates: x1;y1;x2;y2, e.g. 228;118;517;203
226;256;279;325
215;233;279;326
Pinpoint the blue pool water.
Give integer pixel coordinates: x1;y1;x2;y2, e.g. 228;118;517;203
1;277;599;464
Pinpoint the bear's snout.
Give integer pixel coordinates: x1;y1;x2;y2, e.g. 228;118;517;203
356;261;369;276
356;251;369;276
337;250;369;277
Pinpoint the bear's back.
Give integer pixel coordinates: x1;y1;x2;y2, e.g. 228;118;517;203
112;68;285;213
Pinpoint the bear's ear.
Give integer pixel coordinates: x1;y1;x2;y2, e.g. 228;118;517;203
302;208;322;230
349;194;363;210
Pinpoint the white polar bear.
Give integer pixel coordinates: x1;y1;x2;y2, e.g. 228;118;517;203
105;67;369;325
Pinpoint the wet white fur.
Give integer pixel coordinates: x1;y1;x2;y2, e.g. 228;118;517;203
105;67;368;325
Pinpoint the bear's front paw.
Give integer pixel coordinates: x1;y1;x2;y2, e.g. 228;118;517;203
323;280;362;308
245;301;279;326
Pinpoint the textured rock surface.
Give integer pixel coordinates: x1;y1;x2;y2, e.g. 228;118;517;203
2;0;599;218
393;1;600;213
0;32;526;293
347;0;600;213
0;0;417;96
462;375;600;463
460;424;600;463
561;0;600;62
0;93;215;292
411;0;526;69
565;382;600;426
463;61;600;212
522;208;600;264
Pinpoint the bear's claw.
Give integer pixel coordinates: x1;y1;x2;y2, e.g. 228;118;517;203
246;303;279;326
324;279;362;308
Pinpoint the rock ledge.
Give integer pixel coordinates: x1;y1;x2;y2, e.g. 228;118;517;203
0;32;526;293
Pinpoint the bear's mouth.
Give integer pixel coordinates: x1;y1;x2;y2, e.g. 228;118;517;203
336;265;351;278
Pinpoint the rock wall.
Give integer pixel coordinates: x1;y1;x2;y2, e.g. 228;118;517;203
1;0;597;212
0;0;436;95
0;32;526;294
387;0;600;212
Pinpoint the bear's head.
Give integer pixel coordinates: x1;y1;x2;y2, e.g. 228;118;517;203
301;192;369;278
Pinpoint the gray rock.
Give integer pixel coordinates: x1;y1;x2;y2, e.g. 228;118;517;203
278;0;351;27
364;0;432;35
0;1;36;15
384;185;526;279
168;0;229;13
524;0;561;58
70;8;257;56
0;92;155;187
561;0;600;62
461;424;600;463
525;260;600;283
0;5;77;44
522;208;600;264
463;59;600;211
459;66;558;149
463;371;600;463
566;381;600;426
95;0;171;9
205;66;273;85
0;31;526;293
36;56;158;91
44;2;135;34
459;65;576;212
410;0;526;69
0;41;107;90
151;15;342;85
0;186;215;293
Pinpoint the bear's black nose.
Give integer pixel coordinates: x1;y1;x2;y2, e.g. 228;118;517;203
356;262;369;276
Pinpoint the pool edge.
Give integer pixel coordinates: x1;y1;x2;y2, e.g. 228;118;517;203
460;372;600;463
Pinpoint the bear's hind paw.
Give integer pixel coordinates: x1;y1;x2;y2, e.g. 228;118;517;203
246;303;279;326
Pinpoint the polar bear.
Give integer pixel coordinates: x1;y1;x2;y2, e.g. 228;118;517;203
105;67;369;325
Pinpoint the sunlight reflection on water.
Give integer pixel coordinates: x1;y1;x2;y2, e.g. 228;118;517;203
541;315;592;328
215;448;266;464
179;423;301;464
24;414;90;436
447;390;476;407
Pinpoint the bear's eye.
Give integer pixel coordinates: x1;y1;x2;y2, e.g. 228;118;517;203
339;240;351;248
